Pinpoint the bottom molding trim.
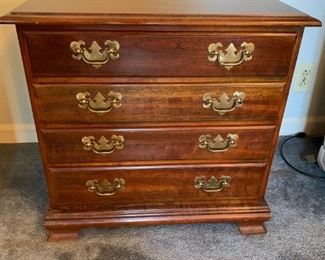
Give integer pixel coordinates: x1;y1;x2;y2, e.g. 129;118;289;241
44;200;271;240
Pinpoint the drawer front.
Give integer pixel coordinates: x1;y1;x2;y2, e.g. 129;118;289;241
41;126;274;164
25;31;296;77
48;164;266;209
35;83;284;124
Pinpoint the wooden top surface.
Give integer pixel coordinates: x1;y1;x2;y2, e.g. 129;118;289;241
8;0;311;16
0;0;321;27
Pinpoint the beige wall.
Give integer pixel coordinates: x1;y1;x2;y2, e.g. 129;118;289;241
0;0;36;142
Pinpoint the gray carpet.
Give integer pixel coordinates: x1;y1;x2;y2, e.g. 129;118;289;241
0;137;325;260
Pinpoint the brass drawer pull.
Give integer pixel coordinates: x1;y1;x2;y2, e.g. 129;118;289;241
82;135;124;155
195;176;231;193
199;133;238;153
86;179;125;196
203;91;246;115
76;91;122;115
70;40;120;68
208;42;254;70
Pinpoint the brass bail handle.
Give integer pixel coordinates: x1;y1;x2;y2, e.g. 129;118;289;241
82;135;124;155
195;176;231;193
208;42;255;70
199;133;238;153
76;91;122;115
203;91;246;115
70;40;120;68
86;178;125;196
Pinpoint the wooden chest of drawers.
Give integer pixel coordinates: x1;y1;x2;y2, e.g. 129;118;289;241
1;0;320;241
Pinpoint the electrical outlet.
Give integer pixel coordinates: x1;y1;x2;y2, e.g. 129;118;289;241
294;63;315;92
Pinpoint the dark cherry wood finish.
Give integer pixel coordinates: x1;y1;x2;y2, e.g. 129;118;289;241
35;83;284;124
0;0;320;27
41;126;274;165
24;31;296;77
48;164;267;209
0;0;321;241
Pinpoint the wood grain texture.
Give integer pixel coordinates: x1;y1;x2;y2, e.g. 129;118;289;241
44;198;271;240
0;0;320;27
238;222;267;235
258;29;305;199
41;126;274;165
34;82;284;124
25;31;296;77
8;0;314;16
3;0;320;240
47;229;79;242
48;164;267;209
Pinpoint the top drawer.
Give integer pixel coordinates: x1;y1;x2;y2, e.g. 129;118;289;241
24;31;296;77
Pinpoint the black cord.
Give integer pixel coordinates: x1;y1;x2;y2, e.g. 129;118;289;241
280;133;325;182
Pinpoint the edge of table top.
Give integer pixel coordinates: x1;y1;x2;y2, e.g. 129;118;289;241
0;0;321;27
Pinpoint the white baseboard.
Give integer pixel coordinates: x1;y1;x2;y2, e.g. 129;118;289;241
280;116;325;136
0;123;37;143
